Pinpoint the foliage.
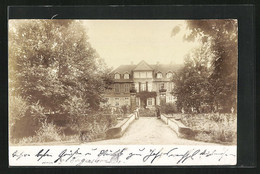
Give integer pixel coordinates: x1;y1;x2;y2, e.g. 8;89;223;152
139;108;157;117
186;20;237;112
178;113;237;144
121;105;130;115
171;20;237;113
136;91;157;108
9;95;28;129
11;109;118;144
35;121;62;142
10;102;46;140
9;19;115;143
69;111;118;142
136;91;157;99
9;20;113;118
161;103;178;114
172;44;213;113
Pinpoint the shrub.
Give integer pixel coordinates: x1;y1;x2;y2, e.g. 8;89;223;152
66;111;118;142
15;136;38;145
9;95;28;133
121;105;130;115
11;103;119;144
194;132;213;142
179;113;237;144
161;103;178;114
139;108;156;117
35;121;62;142
10;101;46;141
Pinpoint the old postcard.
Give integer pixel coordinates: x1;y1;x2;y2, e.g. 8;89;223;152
9;19;237;166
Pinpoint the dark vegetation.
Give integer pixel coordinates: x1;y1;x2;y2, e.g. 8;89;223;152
169;113;237;144
9;20;115;144
171;20;237;113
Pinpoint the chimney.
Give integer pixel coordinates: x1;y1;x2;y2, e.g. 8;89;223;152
131;61;133;65
156;61;160;65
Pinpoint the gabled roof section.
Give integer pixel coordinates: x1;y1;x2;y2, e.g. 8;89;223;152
111;61;183;75
112;65;136;74
133;60;153;71
151;64;182;74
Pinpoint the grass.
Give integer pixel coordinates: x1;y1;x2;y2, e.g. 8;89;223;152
171;113;237;145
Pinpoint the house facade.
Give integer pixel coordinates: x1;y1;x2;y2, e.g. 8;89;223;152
103;60;181;108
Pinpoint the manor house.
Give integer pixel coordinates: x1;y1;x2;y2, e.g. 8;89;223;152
103;60;181;108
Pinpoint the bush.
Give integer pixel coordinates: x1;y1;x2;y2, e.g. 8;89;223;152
161;103;178;114
121;105;130;115
139;108;156;117
10;101;47;141
13;121;62;145
10;103;119;144
9;95;28;133
66;111;118;142
35;121;62;142
179;113;237;144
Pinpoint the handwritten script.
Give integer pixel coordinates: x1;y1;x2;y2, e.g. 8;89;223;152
9;146;236;166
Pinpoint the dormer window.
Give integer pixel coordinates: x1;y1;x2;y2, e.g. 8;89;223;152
166;72;173;78
157;72;162;78
115;73;120;79
124;73;129;79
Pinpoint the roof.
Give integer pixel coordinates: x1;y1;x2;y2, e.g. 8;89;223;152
112;60;182;75
112;65;136;74
151;64;182;74
133;60;153;71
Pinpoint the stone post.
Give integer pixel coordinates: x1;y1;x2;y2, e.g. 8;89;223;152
130;84;137;112
159;84;167;106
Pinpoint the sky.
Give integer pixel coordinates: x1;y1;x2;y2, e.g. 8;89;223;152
83;20;201;69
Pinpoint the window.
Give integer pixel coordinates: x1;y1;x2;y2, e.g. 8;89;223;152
104;98;109;104
135;83;139;92
157;72;162;78
147;98;153;106
120;84;125;93
115;73;120;79
167;72;173;78
148;83;152;92
166;95;175;103
124;73;129;79
125;84;130;93
125;97;130;105
115;98;119;106
141;83;146;91
168;82;174;91
114;84;120;93
136;98;140;106
147;72;152;78
134;72;140;78
134;71;152;78
140;72;146;78
160;83;165;90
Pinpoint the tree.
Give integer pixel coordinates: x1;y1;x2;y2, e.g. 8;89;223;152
172;44;213;113
9;20;112;118
172;20;237;112
186;20;238;112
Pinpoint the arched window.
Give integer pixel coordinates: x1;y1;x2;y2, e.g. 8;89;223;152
115;73;120;79
157;72;162;78
166;72;173;78
124;73;129;79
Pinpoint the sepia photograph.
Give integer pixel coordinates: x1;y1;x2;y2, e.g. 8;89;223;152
8;19;238;165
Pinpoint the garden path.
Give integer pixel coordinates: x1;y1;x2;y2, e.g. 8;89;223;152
84;117;218;145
